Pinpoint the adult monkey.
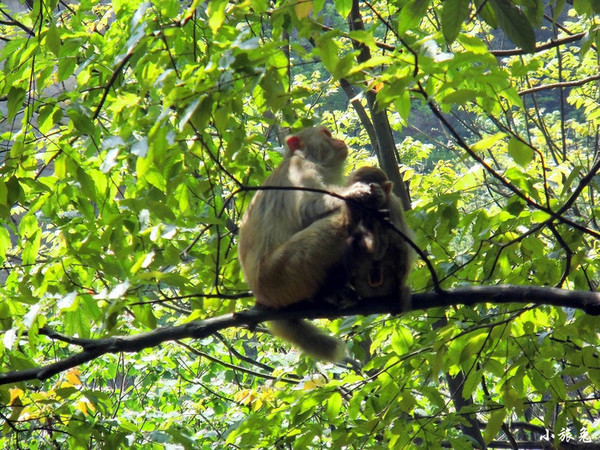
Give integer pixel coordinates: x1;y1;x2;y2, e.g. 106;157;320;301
238;126;383;362
345;166;413;311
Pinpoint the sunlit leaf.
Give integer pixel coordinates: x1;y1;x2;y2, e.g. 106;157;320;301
45;24;61;56
317;35;340;74
325;392;342;420
334;0;352;17
207;0;227;33
507;137;534;167
471;132;507;152
459;331;489;365
7;87;25;122
391;326;413;355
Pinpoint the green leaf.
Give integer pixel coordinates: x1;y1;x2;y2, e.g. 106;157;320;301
441;0;470;44
459;331;488;364
7;87;26;123
67;105;96;136
462;368;481;400
474;0;498;27
471;132;506;152
391;326;413;355
22;230;41;266
442;89;478;105
77;167;98;202
57;56;77;82
131;303;158;329
0;226;10;263
0;181;6;208
317;35;340;74
333;0;352;18
484;409;506;444
347;30;376;49
6;177;23;204
333;53;355;80
325;392;342;420
489;0;536;52
552;0;567;22
507;137;534;167
45;24;61;56
397;0;431;36
38;103;63;134
313;0;326;15
572;0;599;15
207;0;227;33
394;89;411;123
521;236;545;258
64;308;91;338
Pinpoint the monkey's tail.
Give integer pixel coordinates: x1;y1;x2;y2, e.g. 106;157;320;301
268;319;345;362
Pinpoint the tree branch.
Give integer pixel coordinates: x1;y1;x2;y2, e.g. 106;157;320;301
519;74;600;96
347;0;412;210
491;32;586;57
1;285;599;386
0;7;34;36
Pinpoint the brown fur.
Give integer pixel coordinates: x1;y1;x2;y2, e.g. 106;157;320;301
346;166;413;311
239;127;381;362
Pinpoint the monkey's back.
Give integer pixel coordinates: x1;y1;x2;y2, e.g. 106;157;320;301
238;156;320;295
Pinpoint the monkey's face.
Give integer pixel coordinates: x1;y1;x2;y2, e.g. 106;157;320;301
320;127;348;161
292;127;348;168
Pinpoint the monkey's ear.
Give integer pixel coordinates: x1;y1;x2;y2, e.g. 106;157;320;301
286;135;302;152
383;181;393;195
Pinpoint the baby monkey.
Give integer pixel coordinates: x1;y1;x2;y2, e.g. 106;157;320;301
345;166;413;311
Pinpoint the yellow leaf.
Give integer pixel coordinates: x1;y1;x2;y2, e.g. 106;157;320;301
302;376;325;390
253;398;264;411
234;389;255;405
295;0;313;18
9;388;24;405
66;370;82;386
76;401;89;415
302;380;318;390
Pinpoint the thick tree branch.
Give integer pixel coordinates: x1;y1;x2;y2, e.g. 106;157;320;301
339;78;377;147
347;0;411;210
1;285;599;386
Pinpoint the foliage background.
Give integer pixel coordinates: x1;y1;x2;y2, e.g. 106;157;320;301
0;0;599;448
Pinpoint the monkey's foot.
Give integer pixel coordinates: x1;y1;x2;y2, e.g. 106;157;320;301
325;286;360;309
